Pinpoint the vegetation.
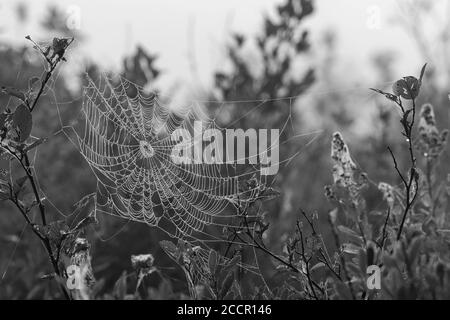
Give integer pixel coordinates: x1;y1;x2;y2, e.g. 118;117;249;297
1;0;449;300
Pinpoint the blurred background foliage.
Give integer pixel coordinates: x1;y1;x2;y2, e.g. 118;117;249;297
0;0;449;299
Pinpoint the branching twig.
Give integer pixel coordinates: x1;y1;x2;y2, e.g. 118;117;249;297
386;93;419;241
3;36;74;299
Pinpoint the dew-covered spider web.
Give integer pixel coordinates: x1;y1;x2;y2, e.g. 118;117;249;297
56;72;322;281
0;38;403;289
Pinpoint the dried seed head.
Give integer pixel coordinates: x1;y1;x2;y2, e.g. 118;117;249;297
131;254;155;270
417;104;448;159
378;182;395;208
419;104;438;138
331;132;357;188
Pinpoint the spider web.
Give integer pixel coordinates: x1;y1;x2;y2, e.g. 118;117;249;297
57;72;321;282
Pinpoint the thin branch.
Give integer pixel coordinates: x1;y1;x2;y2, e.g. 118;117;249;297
387;147;408;188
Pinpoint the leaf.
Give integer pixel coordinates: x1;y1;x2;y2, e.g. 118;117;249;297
342;243;360;255
223;254;240;274
310;262;325;273
0;177;9;187
392;79;406;97
219;271;234;298
52;37;71;59
13;104;32;142
21;192;36;208
14;176;28;193
0;189;9;201
208;249;218;275
422;217;437;235
337;225;358;237
408;236;422;263
405;76;421;99
114;271;128;299
40;273;57;280
229;279;242;299
159;240;180;260
358;249;367;273
1;87;26;102
347;261;361;276
337;225;363;245
334;281;352;300
329;208;338;224
382;253;397;269
392;76;420;100
419;63;427;82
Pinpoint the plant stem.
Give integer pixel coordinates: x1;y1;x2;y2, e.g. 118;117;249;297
22;154;46;225
390;97;419;241
7;37;74;299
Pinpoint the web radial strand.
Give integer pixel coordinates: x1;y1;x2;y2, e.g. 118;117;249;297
75;73;267;241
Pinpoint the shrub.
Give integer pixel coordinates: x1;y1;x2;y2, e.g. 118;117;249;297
1;34;449;300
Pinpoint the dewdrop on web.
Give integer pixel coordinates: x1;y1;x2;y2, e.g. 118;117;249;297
68;72;293;249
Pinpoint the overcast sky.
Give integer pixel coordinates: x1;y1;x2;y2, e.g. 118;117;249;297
0;0;438;95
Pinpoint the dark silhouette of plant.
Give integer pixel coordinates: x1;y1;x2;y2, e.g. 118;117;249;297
147;64;450;300
0;36;79;299
2;1;450;301
209;0;315;253
371;64;427;240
